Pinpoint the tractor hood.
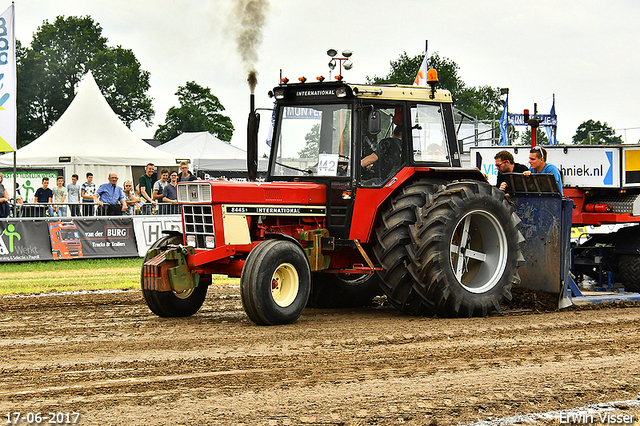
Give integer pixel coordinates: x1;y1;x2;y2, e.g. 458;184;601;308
178;180;327;206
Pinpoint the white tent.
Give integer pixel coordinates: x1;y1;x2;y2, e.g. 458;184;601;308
157;131;268;173
0;72;176;189
157;131;247;161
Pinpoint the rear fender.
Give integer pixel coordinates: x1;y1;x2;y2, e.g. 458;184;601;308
350;167;485;242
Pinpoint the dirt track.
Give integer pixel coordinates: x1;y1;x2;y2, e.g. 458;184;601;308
2;285;640;425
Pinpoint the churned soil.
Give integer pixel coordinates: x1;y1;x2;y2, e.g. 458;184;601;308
1;284;640;425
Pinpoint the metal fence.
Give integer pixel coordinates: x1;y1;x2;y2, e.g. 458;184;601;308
6;201;180;218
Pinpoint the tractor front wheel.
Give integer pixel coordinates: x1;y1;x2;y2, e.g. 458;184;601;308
240;239;311;325
141;234;208;317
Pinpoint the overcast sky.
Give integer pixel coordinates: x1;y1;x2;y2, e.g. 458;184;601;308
9;0;640;156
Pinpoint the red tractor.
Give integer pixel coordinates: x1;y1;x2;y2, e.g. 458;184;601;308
141;72;525;325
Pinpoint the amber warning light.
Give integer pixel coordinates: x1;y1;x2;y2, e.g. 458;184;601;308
427;68;438;84
427;68;438;99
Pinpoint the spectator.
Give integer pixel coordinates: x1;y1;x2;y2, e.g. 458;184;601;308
52;175;68;217
0;173;9;218
162;171;179;214
67;174;81;216
139;163;156;215
122;180;140;215
34;177;53;217
178;161;197;182
81;172;96;216
524;146;564;195
14;188;23;217
152;168;169;213
494;150;528;192
95;173;128;216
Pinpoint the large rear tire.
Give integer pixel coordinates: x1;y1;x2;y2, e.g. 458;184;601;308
240;239;311;325
615;226;640;292
618;255;640;292
373;179;447;315
407;181;524;317
307;272;382;308
141;235;208;317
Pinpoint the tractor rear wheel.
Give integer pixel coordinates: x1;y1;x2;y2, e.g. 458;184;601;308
407;181;524;317
373;179;447;315
240;239;311;325
141;234;208;317
307;272;381;308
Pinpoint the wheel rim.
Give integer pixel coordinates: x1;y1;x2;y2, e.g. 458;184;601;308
449;209;508;294
271;263;299;307
173;288;194;300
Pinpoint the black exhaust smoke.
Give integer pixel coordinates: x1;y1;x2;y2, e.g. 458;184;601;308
230;0;268;181
247;90;259;181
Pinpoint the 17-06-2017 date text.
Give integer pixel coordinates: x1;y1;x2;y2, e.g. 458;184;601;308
5;412;80;425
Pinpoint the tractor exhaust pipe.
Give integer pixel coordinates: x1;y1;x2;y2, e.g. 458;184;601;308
247;73;259;182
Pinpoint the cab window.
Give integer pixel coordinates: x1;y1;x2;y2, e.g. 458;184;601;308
360;105;404;186
272;104;351;177
411;104;448;163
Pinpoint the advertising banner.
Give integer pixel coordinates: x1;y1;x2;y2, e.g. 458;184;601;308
72;218;138;258
132;215;182;256
0;216;179;263
470;146;619;188
0;220;53;262
508;113;557;127
0;4;16;152
0;169;63;202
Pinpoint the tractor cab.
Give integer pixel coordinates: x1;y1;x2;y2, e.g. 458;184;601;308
267;80;461;237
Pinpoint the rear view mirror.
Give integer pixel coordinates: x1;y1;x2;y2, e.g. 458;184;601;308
369;110;381;135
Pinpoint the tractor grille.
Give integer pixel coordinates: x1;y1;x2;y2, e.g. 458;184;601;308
178;183;212;203
182;204;214;249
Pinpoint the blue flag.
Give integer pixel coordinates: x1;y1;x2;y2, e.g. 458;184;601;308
499;98;508;146
544;95;557;145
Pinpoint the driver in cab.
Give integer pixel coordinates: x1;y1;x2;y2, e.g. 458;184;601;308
361;125;403;175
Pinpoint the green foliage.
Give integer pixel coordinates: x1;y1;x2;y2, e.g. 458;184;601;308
0;257;239;295
298;124;320;158
367;52;423;85
424;52;464;94
520;127;550;146
90;46;154;127
154;81;234;143
367;51;502;121
16;15;154;148
572;119;622;145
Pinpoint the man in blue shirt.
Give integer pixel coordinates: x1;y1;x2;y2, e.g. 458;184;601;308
96;173;128;215
524;146;563;195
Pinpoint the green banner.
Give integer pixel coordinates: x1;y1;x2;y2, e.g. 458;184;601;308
0;220;54;262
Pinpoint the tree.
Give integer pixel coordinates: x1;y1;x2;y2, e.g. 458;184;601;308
298;124;320;158
154;81;234;143
368;52;502;121
90;46;154;127
572;120;622;145
17;15;154;147
367;52;464;94
520;127;550;146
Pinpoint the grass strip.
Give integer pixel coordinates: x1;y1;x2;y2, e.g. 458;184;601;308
0;257;239;296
